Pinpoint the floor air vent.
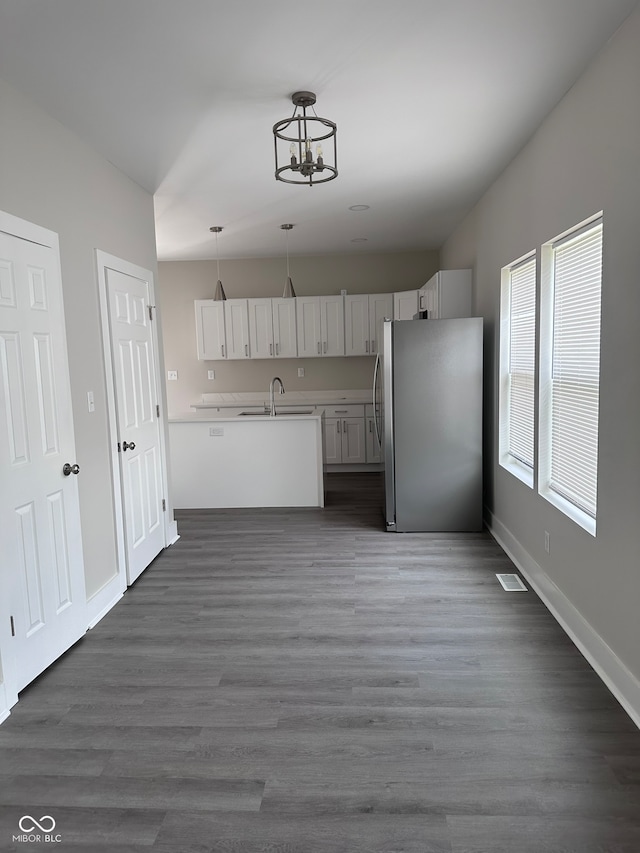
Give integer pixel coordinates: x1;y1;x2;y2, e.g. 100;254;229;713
496;573;528;592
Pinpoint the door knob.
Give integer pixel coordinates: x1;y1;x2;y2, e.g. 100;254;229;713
62;463;80;476
122;441;136;451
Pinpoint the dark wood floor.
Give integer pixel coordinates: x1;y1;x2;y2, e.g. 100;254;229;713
1;473;639;852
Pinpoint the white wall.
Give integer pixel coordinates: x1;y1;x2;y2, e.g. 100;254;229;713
158;251;439;415
441;7;640;717
0;77;160;601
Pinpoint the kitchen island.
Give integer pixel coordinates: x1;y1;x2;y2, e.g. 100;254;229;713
168;413;324;509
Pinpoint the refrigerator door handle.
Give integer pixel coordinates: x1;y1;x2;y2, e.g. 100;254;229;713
372;353;381;448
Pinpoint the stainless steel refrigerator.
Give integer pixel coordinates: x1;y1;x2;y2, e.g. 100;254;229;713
373;318;483;532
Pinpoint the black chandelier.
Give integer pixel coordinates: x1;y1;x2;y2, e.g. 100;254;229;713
273;91;337;186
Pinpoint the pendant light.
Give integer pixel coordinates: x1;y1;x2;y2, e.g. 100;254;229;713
273;91;337;186
209;226;226;300
280;224;296;298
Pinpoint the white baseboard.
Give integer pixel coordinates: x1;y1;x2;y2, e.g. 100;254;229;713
166;519;180;545
487;508;640;730
86;573;125;629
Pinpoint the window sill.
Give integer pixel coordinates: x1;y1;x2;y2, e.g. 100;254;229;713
500;456;534;489
539;486;596;536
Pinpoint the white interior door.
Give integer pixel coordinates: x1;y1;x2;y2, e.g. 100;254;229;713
0;219;87;695
106;268;164;584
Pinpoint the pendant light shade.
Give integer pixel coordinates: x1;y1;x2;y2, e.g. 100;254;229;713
209;226;226;300
280;224;296;298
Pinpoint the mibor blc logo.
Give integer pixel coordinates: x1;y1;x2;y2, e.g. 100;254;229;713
13;815;62;844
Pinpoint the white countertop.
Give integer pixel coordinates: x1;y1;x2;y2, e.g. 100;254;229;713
190;389;371;410
169;412;323;423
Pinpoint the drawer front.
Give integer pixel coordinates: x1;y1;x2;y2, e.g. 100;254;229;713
322;404;365;418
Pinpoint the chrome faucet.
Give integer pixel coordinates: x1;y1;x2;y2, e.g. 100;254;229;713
269;376;285;416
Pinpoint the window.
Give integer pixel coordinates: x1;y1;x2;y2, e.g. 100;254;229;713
499;254;536;486
539;216;603;534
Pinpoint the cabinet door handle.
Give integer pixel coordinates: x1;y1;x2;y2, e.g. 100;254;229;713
337;420;340;433
371;339;375;351
270;343;273;356
323;341;327;354
343;420;347;432
221;344;225;357
317;341;321;354
245;344;248;356
369;419;372;433
334;410;348;414
275;342;279;355
365;340;369;353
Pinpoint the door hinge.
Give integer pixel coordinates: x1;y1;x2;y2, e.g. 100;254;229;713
148;304;154;321
156;404;160;418
162;498;166;511
10;616;15;637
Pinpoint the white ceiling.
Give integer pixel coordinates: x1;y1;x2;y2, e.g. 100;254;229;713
0;0;637;260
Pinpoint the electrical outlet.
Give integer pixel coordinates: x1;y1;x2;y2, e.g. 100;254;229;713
167;370;178;381
544;531;550;554
207;370;215;380
209;426;224;436
297;367;305;378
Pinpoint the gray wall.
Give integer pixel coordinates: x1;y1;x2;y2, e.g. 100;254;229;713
158;251;439;415
441;7;640;692
0;77;160;600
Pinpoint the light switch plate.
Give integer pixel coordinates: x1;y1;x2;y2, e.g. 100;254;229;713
207;370;215;380
209;426;224;436
297;367;305;378
167;370;178;381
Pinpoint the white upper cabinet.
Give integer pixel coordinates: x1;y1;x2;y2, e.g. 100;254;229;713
344;294;369;356
393;289;419;320
195;300;226;360
418;269;472;318
297;295;345;357
345;293;393;356
224;298;251;359
320;295;345;356
272;298;297;358
368;293;393;354
198;283;466;361
247;298;274;358
296;296;322;357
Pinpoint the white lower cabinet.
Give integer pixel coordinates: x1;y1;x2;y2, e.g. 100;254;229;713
323;418;342;464
365;417;381;463
341;418;366;463
322;405;366;464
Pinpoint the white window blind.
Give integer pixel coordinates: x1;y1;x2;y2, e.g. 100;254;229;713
507;258;536;468
549;221;602;517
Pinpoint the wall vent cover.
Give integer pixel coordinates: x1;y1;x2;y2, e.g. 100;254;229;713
496;573;528;592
